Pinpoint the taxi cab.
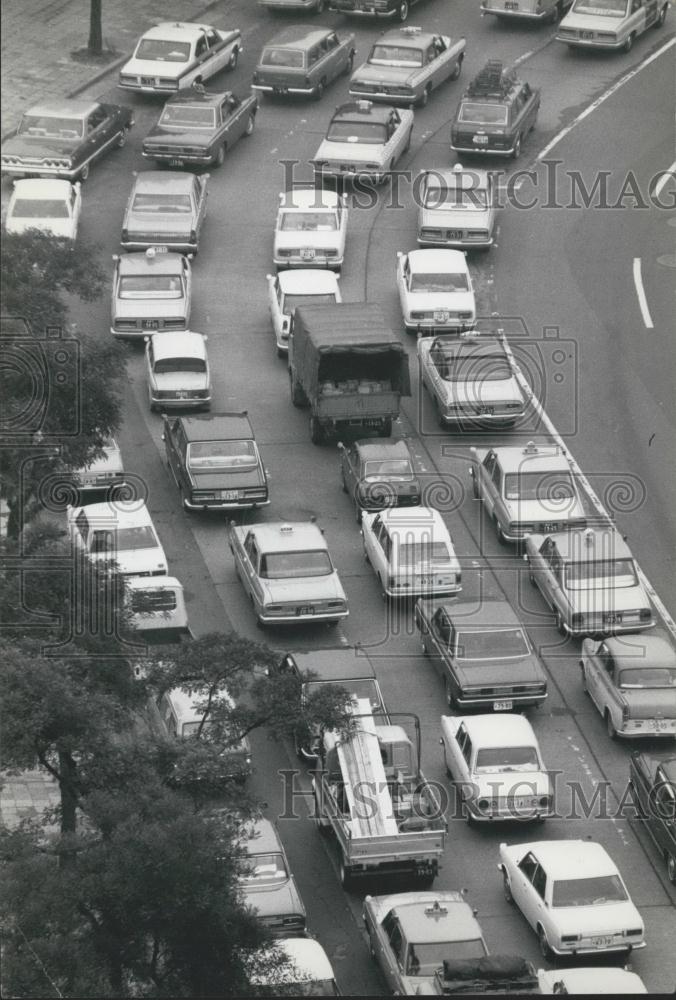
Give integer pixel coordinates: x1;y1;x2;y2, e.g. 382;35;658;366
417;165;496;249
145;331;211;412
118;22;242;93
557;0;668;49
470;441;587;544
312;100;414;184
111;247;191;338
450;61;539;159
273;187;348;271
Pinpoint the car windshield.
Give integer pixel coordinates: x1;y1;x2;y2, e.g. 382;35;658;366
91;525;158;552
363;459;413;479
153;357;205;374
396;540;451;566
119;275;184;297
565;558;638;590
572;0;627;14
304;679;383;713
159;105;216;128
188;440;257;471
456;628;530;660
410;271;469;292
424;185;489;210
261;47;304;68
369;44;423;67
131;588;178;614
240;852;288;884
10;199;69;219
458;102;508;125
552;875;628;908
18;114;83;139
132;193;192;213
406;939;485;976
259;551;333;579
435;351;511;382
474;746;540;772
504;471;576;502
280;211;338;231
135;38;191;62
619;667;676;688
284;293;337;313
327;120;387;144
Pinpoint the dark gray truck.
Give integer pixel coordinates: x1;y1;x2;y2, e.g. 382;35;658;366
288;303;411;444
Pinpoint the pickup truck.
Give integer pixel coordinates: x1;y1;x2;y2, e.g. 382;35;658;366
629;750;676;884
288;303;411;443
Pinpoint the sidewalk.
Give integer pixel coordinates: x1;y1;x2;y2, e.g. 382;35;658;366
0;769;60;830
1;0;220;137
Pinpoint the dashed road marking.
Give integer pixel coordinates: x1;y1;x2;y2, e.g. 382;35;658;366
633;257;655;329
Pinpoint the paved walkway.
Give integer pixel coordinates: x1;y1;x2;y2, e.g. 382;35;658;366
0;769;60;829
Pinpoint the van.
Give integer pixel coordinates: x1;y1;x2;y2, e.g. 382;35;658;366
157;686;252;782
127;575;189;640
67;499;167;577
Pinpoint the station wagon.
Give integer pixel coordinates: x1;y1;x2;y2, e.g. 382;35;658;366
451;61;539;160
253;27;356;101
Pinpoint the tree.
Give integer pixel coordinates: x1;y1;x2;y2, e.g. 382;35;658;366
1;231;126;538
88;0;103;56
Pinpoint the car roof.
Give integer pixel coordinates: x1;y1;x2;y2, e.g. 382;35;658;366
423;166;491;189
430;335;505;359
70;499;154;528
605;630;676;669
548;527;633;561
460;713;537;747
11;179;74;198
389;894;483;943
244;817;283;855
150;331;206;359
354;439;412;461
117;250;185;275
165;685;234;723
285;647;377;681
486;443;571;474
278;269;339;294
520;840;618;879
265;25;337;48
277;938;334;981
333;100;397;125
378;26;439;47
132;171;195;193
247;521;328;553
430;598;522;629
407;249;468;272
25;100;100;119
638;751;676;785
163;90;232;109
142;21;216;42
375;506;445;531
179;412;254;442
280;187;340;210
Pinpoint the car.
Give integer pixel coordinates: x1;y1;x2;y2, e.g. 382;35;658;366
525;527;655;637
537;966;648;993
396;249;476;335
246;938;338;996
498;840;645;959
450;61;539;160
69;437;127;503
362;891;487;995
121;171;209;253
416;597;548;711
273;187;348;271
111;247;192;339
145;331;211;412
67;500;168;577
275;646;388;756
349;26;465;107
142;88;257;168
119;22;242;93
339;438;421;522
163;411;270;512
557;0;668;51
312;100;414;184
470;441;587;545
267;269;342;357
259;0;328;11
439;713;553;823
1;100;133;181
417;164;497;249
361;506;461;599
127;575;190;641
229;521;349;626
238;818;306;936
580;631;676;739
629;749;676;883
329;0;428;21
482;0;572;23
5;179;82;239
418;334;527;429
252;27;356;101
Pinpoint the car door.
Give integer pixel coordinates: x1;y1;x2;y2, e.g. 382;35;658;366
388;109;403;162
396;253;409;316
204;27;231;75
325;32;345;82
600;648;623;727
531;537;554;598
510;851;539;919
428;606;453;679
84;105;113;163
240;532;260;598
307;45;322;89
380;912;405;994
223;93;248;143
478;451;498;516
145;339;155;394
164;418;185;485
341;443;358;496
182;255;192;321
363;511;382;566
193;176;208;235
626;0;649;34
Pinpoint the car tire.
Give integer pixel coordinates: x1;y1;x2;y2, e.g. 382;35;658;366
417;84;432;109
117;127;129;148
213;144;226;167
512;133;522;159
245;114;255;136
79;163;90;181
656;4;667;25
606;711;618;740
503;873;514;904
313;79;326;102
379;417;393;438
229;47;239;70
397;0;409;20
495;518;509;546
339;861;352;889
667;852;676;884
555;609;567;636
538;925;553;961
450;53;464;81
310;416;324;444
623;32;635;51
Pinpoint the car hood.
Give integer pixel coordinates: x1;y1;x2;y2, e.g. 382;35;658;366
455;654;545;686
144;126;214;149
550;901;643;938
438;376;523;406
242;876;305;922
121;56;188;80
115;297;187;320
90;547;166;576
2;135;77;159
188;468;265;490
561;11;623;30
419;207;492;230
620;688;676;720
567;583;652;616
404;290;475;312
261;574;346;605
153;372;208;391
352;64;419;87
275;230;341;250
503;498;586;523
126;212;193;235
5;217;76;238
315;138;385;164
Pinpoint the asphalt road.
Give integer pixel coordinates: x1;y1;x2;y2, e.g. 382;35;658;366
5;0;675;991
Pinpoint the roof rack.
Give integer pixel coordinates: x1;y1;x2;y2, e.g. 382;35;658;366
466;61;517;99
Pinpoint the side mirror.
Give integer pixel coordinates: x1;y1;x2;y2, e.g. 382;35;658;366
112;254;119;261
266;273;273;281
397;251;403;259
187;253;194;261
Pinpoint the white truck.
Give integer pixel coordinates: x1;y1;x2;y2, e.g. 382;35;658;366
312;698;446;887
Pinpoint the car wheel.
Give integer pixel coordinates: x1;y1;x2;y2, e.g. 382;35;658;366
555;609;567;636
397;0;409;20
245;114;255;136
656;4;667;25
339;861;352;889
417;84;431;109
580;661;588;693
213;144;226;167
606;711;618;740
503;873;514;904
79;163;90;181
512;133;522;159
538;925;553;961
450;53;464;81
623;31;635;51
229;47;239;70
667;853;676;884
495;518;509;546
313;79;326;102
117;127;129;148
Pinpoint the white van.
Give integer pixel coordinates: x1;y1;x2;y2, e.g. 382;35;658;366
157;686;252;781
127;576;189;639
67;500;168;576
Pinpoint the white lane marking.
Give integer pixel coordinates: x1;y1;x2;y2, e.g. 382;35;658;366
653;159;676;200
512;49;534;67
537;36;676;161
633;257;655;329
501;334;676;640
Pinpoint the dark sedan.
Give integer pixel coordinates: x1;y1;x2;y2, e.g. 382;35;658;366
338;438;421;522
1;100;134;181
163;411;269;512
142;88;257;168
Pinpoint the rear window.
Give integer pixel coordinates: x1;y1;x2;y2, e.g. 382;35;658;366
153;356;206;374
458;102;508;126
327;120;387;144
11;198;69;219
135;38;191;62
132;193;192;213
131;588;178;613
91;525;158;552
261;47;304;68
119;275;183;297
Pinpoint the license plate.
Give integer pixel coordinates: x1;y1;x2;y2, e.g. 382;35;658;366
479;405;494;415
221;489;239;500
142;319;159;329
581;30;594;38
514;797;534;809
273;86;288;95
473;135;489;145
434;310;450;323
603;613;621;624
169;158;184;167
141;77;155;86
542;522;557;532
592;936;613;948
300;248;315;260
494;700;513;711
446;230;462;239
297;606;314;616
505;1;519;7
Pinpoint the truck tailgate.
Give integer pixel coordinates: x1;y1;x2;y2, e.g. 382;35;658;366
338;826;446;866
315;390;400;418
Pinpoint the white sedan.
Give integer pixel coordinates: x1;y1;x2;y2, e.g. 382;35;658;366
439;714;552;823
396;249;475;334
119;22;242;93
266;269;341;358
5;178;81;238
273;187;348;271
362;506;461;599
537;967;647;994
498;840;645;959
145;331;211;412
